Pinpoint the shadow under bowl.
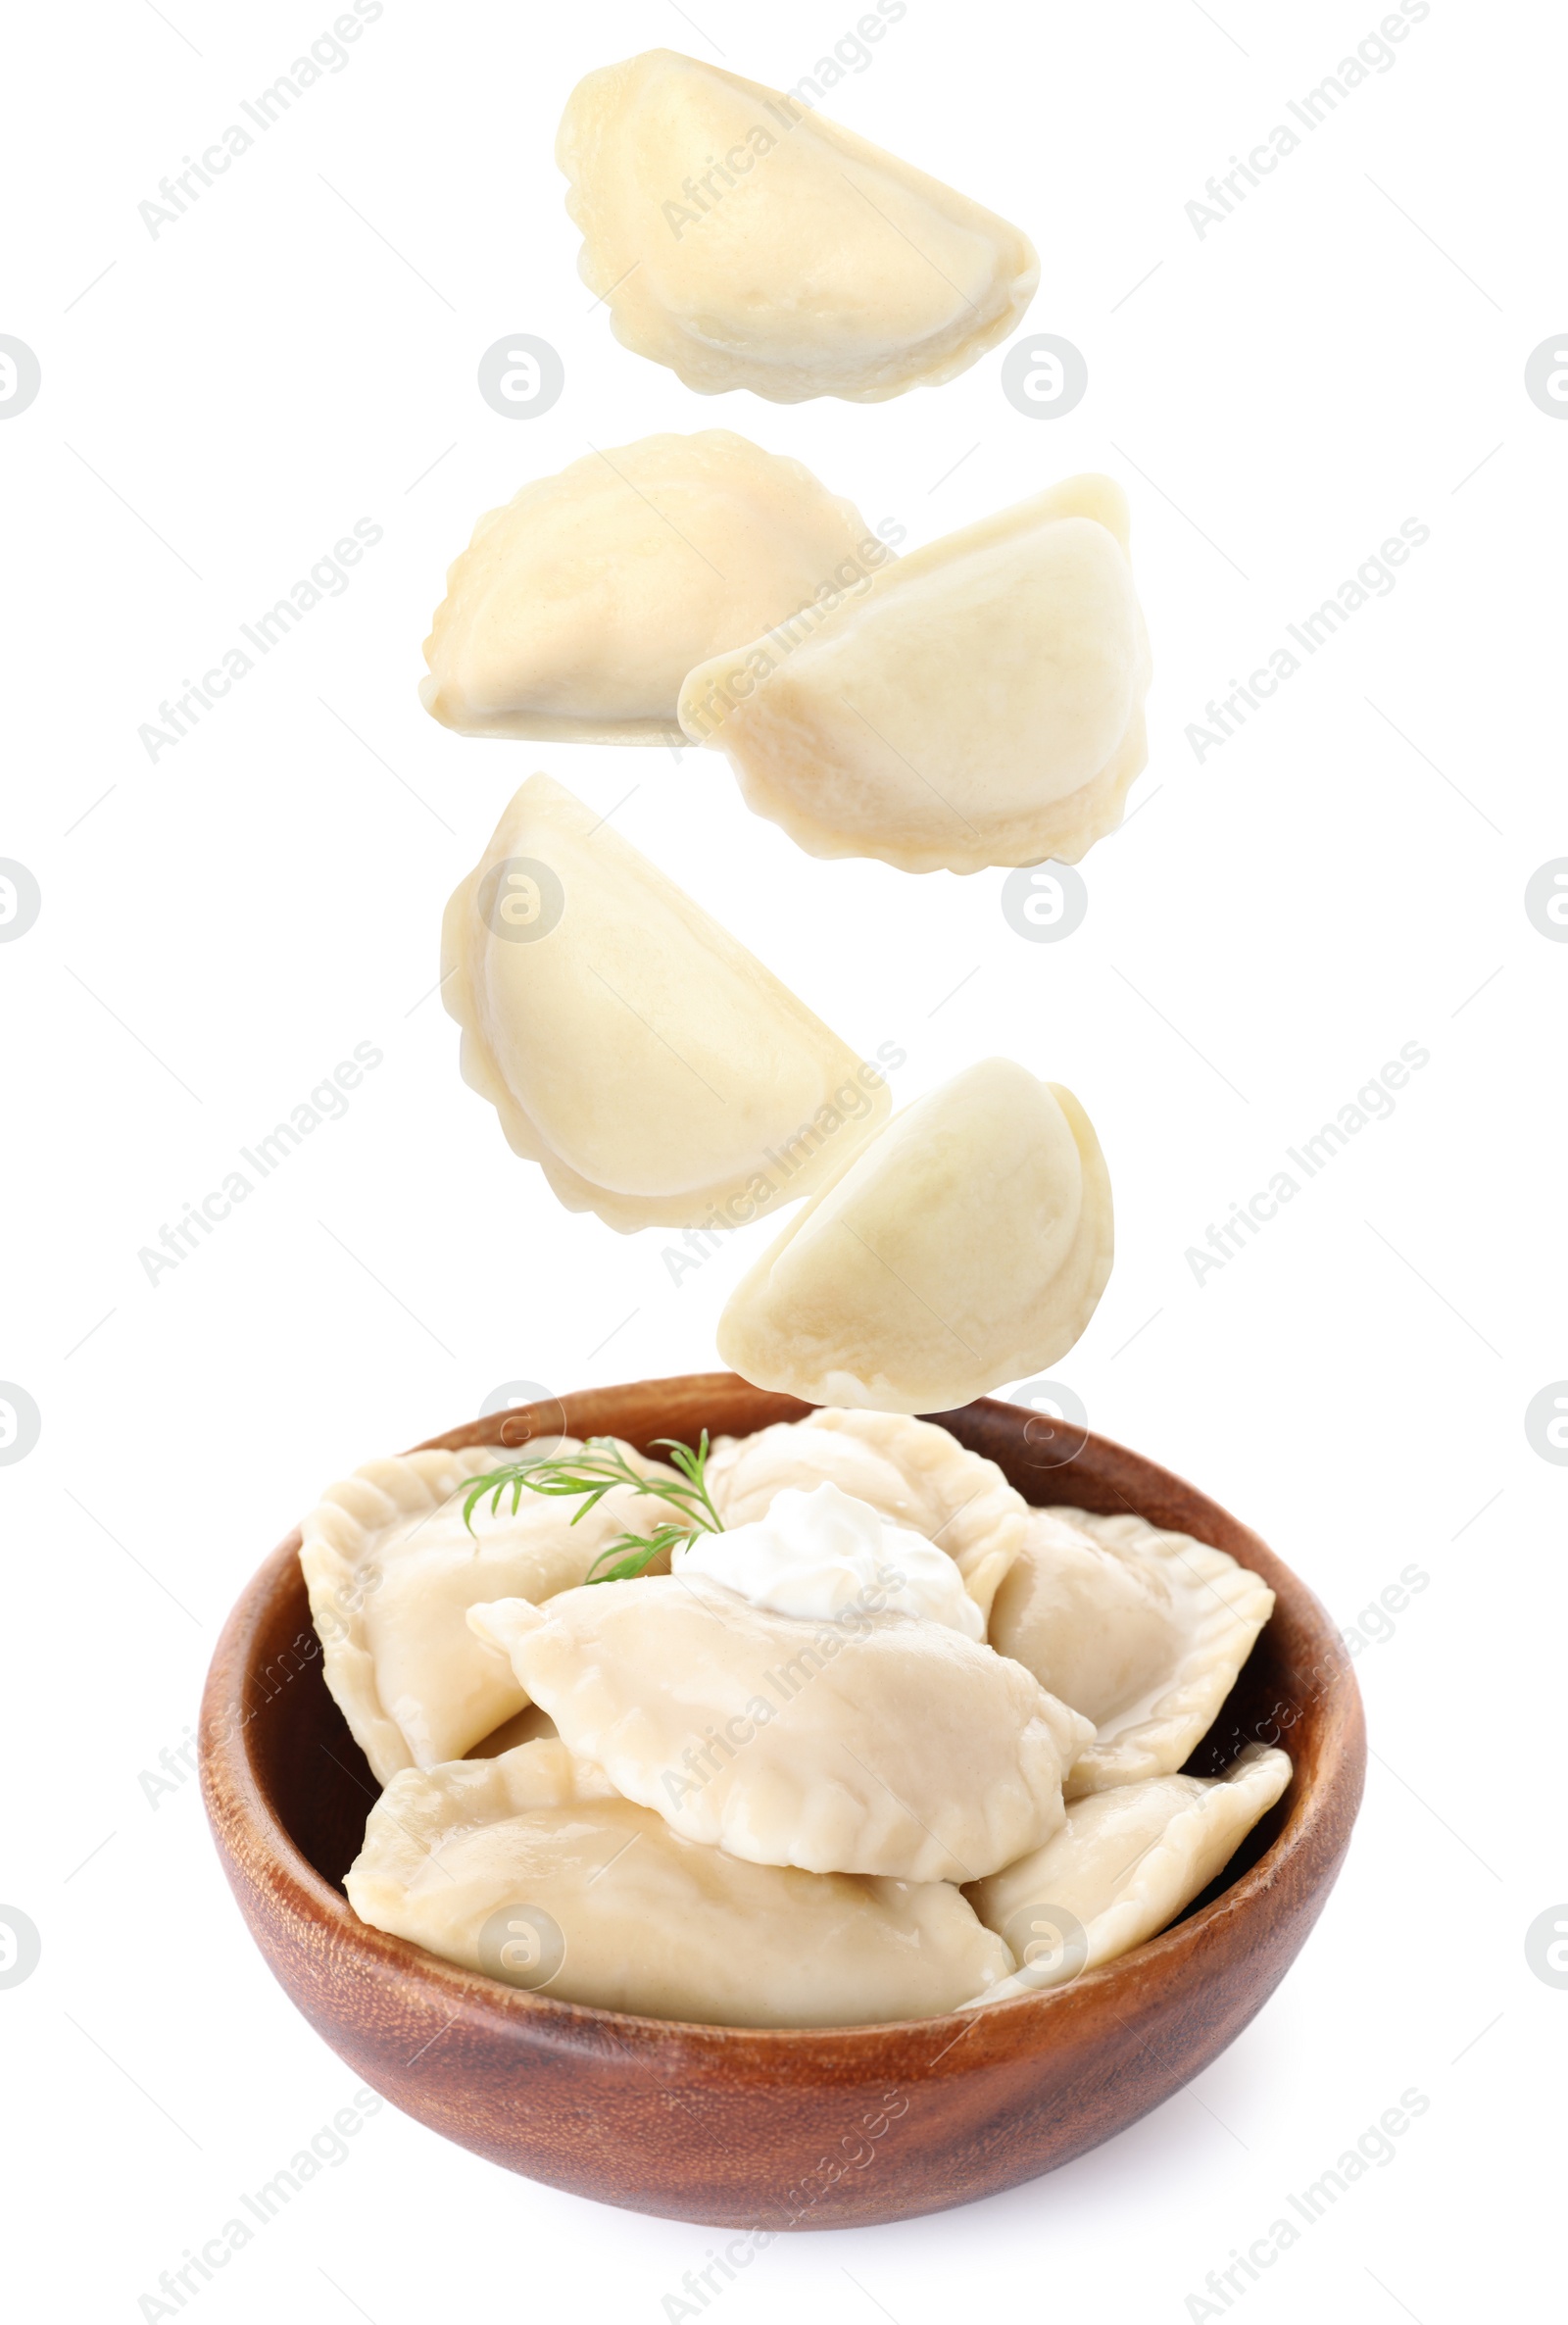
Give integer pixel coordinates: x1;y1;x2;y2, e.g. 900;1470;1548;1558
200;1373;1364;2230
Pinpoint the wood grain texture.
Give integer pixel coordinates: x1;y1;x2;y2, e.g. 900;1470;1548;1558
199;1375;1365;2229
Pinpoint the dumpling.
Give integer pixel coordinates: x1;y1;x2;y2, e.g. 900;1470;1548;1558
300;1437;678;1784
708;1407;1026;1625
442;772;890;1231
965;1748;1293;1995
677;474;1152;873
675;1480;987;1638
716;1059;1112;1412
468;1579;1093;1883
558;50;1037;404
346;1739;1017;2027
420;432;889;746
987;1508;1275;1798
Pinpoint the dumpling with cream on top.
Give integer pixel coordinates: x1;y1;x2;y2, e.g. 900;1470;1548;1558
707;1407;1027;1626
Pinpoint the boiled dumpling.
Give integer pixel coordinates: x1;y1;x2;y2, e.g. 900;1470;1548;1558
678;475;1151;873
442;773;890;1231
987;1507;1275;1798
420;432;888;745
708;1407;1025;1625
300;1438;678;1784
559;50;1037;404
965;1748;1292;1995
346;1739;1017;2027
716;1059;1112;1412
675;1481;987;1638
468;1579;1093;1883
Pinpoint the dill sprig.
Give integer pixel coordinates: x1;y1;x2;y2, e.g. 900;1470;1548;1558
462;1433;722;1584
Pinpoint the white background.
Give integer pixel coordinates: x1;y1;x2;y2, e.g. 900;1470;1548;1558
2;0;1562;2316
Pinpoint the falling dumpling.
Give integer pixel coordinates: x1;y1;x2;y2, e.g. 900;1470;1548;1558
558;49;1038;404
468;1577;1093;1884
300;1437;679;1783
442;772;890;1231
708;1407;1026;1626
346;1739;1018;2027
965;1748;1293;1995
678;475;1152;873
716;1059;1112;1413
420;432;890;745
988;1507;1275;1798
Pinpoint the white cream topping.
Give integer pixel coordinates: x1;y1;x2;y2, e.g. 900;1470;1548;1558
672;1481;985;1639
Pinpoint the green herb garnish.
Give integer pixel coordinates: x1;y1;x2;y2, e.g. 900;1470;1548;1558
462;1433;722;1584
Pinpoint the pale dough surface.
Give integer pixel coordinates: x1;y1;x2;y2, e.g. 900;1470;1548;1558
421;431;885;744
558;50;1037;403
717;1060;1113;1411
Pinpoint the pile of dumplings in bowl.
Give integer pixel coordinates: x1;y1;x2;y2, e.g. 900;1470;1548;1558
304;1409;1290;2030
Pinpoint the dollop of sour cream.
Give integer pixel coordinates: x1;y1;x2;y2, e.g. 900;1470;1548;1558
673;1481;985;1639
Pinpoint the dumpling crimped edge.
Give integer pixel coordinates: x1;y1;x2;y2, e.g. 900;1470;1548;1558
299;1442;527;1787
469;1582;1094;1884
967;1745;1293;2003
556;51;1039;405
714;1065;1113;1412
1051;1510;1276;1797
676;473;1152;873
721;1408;1029;1624
440;773;893;1234
1064;1746;1293;1967
348;1738;621;1900
419;430;884;745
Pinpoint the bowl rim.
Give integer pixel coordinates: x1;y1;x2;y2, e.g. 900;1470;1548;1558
201;1374;1364;2058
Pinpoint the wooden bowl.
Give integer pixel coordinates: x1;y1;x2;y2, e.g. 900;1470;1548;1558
200;1374;1364;2229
